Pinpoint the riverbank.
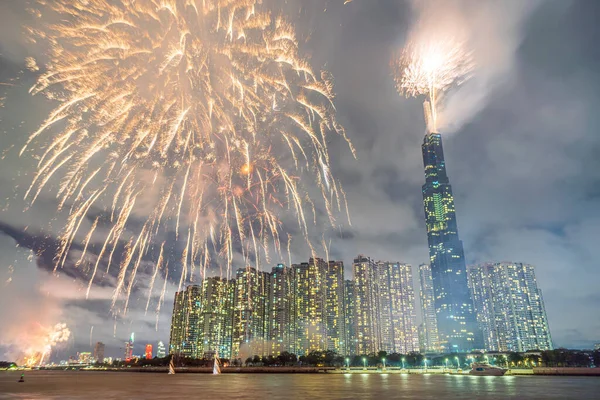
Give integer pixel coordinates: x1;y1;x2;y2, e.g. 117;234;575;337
20;366;600;376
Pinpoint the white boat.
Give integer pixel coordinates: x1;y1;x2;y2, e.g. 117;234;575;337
213;352;221;375
168;358;176;375
469;363;507;376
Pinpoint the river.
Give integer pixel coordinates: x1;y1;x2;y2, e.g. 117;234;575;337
1;371;598;399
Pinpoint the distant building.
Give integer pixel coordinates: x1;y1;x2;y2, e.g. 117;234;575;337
325;261;345;355
418;264;440;353
93;342;105;364
467;262;554;352
197;277;235;359
78;352;92;365
124;333;134;361
595;343;600;351
157;341;166;358
421;132;481;352
145;344;153;359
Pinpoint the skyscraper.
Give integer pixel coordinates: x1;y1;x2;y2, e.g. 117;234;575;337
325;261;345;354
289;258;327;355
269;264;291;355
376;262;419;354
93;342;105;364
467;262;553;352
232;268;271;358
145;344;153;359
169;286;202;357
353;255;380;355
124;333;135;361
157;341;166;358
421;132;481;352
418;264;440;353
197;277;235;359
344;280;356;355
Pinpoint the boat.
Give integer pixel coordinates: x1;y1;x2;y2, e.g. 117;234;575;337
469;363;507;376
168;358;176;375
213;352;222;375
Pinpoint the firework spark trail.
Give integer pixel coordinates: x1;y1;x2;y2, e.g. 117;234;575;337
22;0;354;313
393;25;474;133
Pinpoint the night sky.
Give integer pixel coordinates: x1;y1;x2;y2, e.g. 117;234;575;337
0;0;599;360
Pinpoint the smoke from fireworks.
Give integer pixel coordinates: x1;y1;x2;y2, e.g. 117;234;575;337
22;323;71;367
392;6;474;133
20;0;354;314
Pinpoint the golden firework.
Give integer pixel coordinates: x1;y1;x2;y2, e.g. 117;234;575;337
22;0;354;313
393;30;474;133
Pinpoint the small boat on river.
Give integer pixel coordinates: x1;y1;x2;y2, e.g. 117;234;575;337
469;363;507;376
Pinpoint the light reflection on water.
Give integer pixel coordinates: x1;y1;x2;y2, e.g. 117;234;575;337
0;371;598;400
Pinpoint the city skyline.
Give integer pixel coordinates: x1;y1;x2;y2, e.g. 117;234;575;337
0;0;599;363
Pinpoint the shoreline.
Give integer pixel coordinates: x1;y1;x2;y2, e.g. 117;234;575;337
8;367;600;376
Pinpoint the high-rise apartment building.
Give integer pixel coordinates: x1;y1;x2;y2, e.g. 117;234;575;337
344;280;356;355
197;277;235;359
467;262;553;352
290;258;327;355
269;264;291;355
353;255;380;355
325;261;345;354
375;262;419;354
418;264;440;353
124;333;135;361
169;286;201;357
93;342;105;364
232;268;271;358
421;132;481;352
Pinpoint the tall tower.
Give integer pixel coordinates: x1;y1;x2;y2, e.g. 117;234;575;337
352;255;380;355
421;132;481;352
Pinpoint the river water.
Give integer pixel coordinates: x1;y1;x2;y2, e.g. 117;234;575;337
1;371;599;399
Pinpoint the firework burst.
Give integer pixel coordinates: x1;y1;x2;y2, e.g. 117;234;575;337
393;26;474;133
22;323;71;367
21;0;354;313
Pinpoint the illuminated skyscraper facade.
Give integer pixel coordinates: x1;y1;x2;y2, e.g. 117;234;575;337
467;262;553;352
232;268;271;358
344;280;356;355
197;277;235;359
421;132;481;352
325;261;345;354
269;264;291;355
353;255;380;355
169;286;201;357
418;264;441;352
145;344;153;359
157;341;166;358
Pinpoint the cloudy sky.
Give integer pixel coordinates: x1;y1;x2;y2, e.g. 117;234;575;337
0;0;598;360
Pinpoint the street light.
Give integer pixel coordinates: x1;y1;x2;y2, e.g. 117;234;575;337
455;356;460;369
402;357;406;369
424;358;428;371
445;358;448;369
382;358;386;370
363;357;367;370
346;358;350;369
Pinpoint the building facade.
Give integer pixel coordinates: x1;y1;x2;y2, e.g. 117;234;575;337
232;268;271;358
467;262;553;352
169;286;201;357
93;342;105;364
418;264;440;353
421;132;481;352
353;255;380;355
197;277;235;359
157;341;166;358
344;280;356;355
